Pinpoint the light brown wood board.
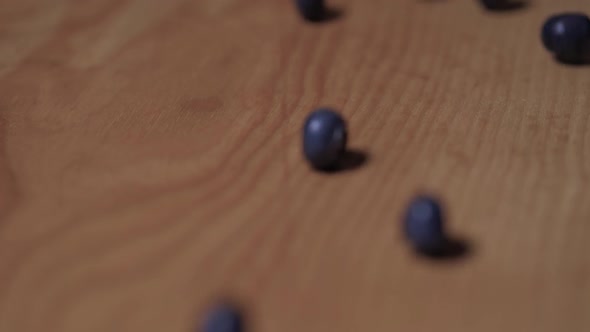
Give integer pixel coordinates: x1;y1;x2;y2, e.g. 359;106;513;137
0;0;589;331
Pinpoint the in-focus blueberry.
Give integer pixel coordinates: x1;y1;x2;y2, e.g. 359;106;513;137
541;13;590;63
303;108;347;170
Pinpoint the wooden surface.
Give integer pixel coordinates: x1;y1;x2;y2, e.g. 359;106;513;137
0;0;589;331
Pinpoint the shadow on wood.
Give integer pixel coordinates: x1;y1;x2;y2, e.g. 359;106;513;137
308;7;344;24
481;0;529;12
554;54;590;66
321;149;369;174
416;237;473;262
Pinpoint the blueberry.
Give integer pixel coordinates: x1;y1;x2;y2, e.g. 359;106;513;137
541;15;562;50
404;196;447;254
541;13;590;63
294;0;326;22
302;108;347;170
202;305;243;332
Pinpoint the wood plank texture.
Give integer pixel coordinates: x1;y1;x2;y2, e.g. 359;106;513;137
0;0;589;331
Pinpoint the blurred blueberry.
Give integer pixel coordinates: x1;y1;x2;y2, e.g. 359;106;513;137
202;305;243;332
542;15;562;51
404;196;447;254
541;13;590;63
295;0;326;22
303;108;347;170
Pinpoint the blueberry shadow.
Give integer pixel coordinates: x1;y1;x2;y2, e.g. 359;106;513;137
554;54;590;66
416;237;473;262
308;7;344;24
321;149;369;174
482;1;529;12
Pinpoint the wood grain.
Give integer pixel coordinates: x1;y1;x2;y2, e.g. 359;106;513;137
0;0;589;331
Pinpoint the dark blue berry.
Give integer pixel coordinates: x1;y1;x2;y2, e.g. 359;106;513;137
542;15;561;51
404;196;446;254
295;0;326;22
302;108;347;170
541;13;590;63
202;305;243;332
